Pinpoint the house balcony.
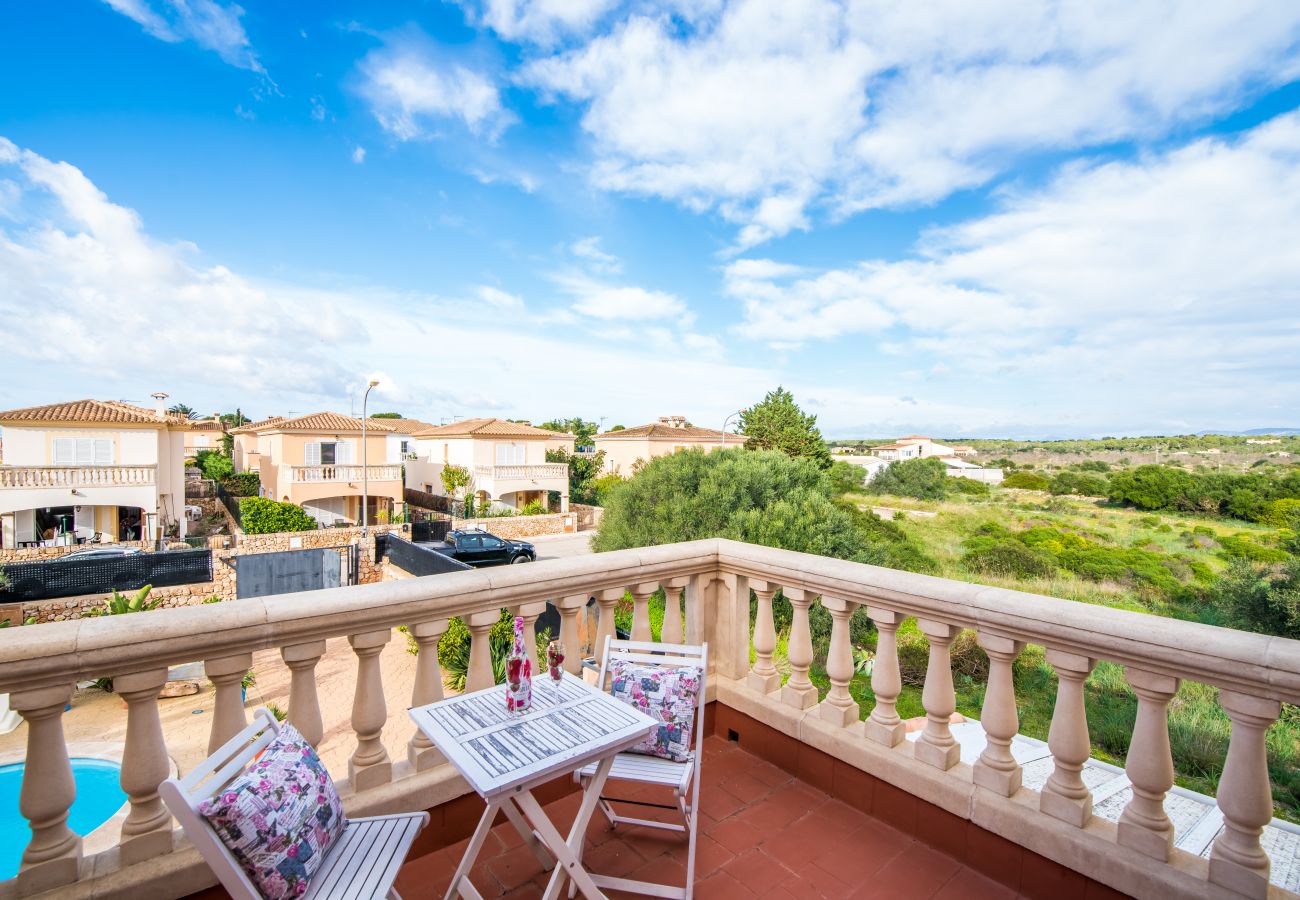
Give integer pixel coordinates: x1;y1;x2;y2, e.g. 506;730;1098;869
473;463;569;481
1;540;1297;899
288;464;402;483
0;464;156;489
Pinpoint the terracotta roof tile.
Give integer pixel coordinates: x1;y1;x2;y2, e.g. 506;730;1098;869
595;423;731;441
229;416;285;434
412;418;571;439
370;418;438;434
0;399;183;426
257;412;395;433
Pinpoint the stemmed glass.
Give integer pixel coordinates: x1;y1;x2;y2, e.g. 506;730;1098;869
546;640;565;702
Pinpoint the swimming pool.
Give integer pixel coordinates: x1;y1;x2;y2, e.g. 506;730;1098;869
0;758;126;880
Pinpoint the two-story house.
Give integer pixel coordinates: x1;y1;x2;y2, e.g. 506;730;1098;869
181;419;226;458
405;418;574;512
593;416;732;476
869;435;956;460
230;412;404;526
0;397;190;547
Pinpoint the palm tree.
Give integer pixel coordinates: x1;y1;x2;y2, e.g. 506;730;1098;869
168;403;199;419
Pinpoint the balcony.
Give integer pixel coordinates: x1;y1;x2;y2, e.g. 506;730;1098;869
474;463;569;481
288;464;402;483
0;464;156;489
0;540;1297;899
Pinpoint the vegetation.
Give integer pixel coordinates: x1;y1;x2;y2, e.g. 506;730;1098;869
167;403;200;419
194;448;234;480
539;417;600;445
85;585;161;617
1108;464;1300;523
369;412;404;419
1210;559;1300;640
239;497;318;534
826;460;867;495
1002;471;1051;490
739;387;832;469
419;610;552;690
221;471;260;496
546;447;607;504
440;464;473;503
868;457;947;500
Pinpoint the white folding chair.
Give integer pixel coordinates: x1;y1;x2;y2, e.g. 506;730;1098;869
574;636;709;899
160;708;428;900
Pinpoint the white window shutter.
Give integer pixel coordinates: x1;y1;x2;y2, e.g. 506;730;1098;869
75;439;94;465
94;439;113;464
305;442;321;465
53;439;74;465
337;440;355;465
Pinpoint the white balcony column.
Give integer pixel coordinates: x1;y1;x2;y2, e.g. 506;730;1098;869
557;594;587;674
596;588;622;666
747;581;781;694
280;640;326;747
780;588;819;710
513;601;549;671
1040;649;1097;827
714;573;750;681
863;606;906;747
685;573;706;646
348;629;393;791
466;610;500;693
973;632;1024;796
1209;690;1281;898
560;493;570;513
204;652;252;755
407;618;449;770
113;667;173;865
1117;667;1180;860
630;581;658;642
660;577;689;645
11;683;81;895
817;595;861;728
914;619;961;770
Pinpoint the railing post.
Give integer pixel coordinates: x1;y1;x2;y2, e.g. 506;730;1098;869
596;589;622;666
863;606;905;747
348;628;393;792
685;573;706;646
11;683;81;895
747;581;781;694
557;594;587;674
914;619;960;770
661;577;689;645
204;652;252;755
467;610;499;692
817;595;861;728
630;582;657;642
408;618;449;770
1117;667;1180;860
973;632;1024;796
1209;690;1281;898
514;601;549;671
280;640;326;746
780;589;818;710
113;667;173;865
1040;649;1097;827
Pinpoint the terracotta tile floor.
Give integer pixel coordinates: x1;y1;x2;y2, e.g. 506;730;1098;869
393;735;1017;899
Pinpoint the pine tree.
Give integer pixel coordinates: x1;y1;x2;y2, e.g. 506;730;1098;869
739;387;832;469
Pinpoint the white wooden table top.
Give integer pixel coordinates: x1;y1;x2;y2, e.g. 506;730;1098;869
410;672;659;799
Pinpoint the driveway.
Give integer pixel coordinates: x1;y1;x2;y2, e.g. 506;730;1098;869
530;531;595;560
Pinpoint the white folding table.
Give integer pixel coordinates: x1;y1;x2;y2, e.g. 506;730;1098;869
409;672;659;900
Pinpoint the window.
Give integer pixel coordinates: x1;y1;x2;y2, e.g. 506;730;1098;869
495;443;524;465
53;438;112;466
481;536;504;549
194;435;209;448
400;439;411;454
305;441;354;466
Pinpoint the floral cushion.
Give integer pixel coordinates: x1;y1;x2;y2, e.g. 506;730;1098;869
199;724;346;899
608;659;702;762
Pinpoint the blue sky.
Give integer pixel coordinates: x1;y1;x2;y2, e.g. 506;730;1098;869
2;1;1299;438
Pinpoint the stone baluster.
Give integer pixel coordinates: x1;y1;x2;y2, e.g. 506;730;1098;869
1209;690;1281;898
557;594;587;674
913;619;960;770
747;581;781;694
817;596;861;728
348;629;393;792
685;574;706;646
466;610;499;693
514;601;549;671
281;640;326;746
595;589;622;665
407;619;449;770
1039;649;1097;826
205;652;252;755
660;577;689;645
1117;667;1180;860
11;683;81;895
972;633;1024;795
863;606;906;747
780;589;819;710
630;582;658;642
114;668;173;865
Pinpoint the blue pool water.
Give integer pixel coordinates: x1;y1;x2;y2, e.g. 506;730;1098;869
0;758;126;880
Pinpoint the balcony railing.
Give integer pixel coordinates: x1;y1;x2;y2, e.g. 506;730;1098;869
473;463;568;480
289;464;402;483
0;539;1296;898
0;464;157;489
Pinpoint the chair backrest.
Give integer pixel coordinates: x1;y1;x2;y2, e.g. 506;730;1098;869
159;707;282;900
598;636;710;755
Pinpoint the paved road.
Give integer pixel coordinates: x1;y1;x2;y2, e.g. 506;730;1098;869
531;532;595;560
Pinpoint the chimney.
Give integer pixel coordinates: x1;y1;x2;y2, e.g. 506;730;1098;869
658;415;688;429
151;391;169;417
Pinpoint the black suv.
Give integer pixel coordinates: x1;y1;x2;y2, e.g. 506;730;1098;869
430;530;536;567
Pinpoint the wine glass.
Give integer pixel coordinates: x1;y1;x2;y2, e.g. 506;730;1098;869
546;640;565;701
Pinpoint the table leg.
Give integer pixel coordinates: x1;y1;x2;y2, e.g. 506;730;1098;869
501;794;554;869
444;798;500;900
526;754;618;900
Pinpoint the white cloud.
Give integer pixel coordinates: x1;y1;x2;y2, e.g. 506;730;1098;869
351;145;367;164
571;236;621;273
468;167;539;193
358;36;512;141
474;285;524;310
523;0;1300;246
556;272;686;320
101;0;266;74
457;0;617;45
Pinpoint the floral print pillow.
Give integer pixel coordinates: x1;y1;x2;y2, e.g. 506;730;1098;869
199;723;346;899
608;659;702;762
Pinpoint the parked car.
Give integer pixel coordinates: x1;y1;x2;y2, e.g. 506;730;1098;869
59;545;143;561
426;530;535;567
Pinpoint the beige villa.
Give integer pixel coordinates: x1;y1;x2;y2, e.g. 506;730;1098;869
0;396;191;546
404;417;574;512
181;418;226;458
230;412;404;526
593;415;732;476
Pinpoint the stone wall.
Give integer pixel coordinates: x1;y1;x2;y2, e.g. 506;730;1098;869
0;540;187;564
451;512;577;539
571;503;604;531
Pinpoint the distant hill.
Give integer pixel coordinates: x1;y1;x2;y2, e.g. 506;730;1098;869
1195;428;1300;436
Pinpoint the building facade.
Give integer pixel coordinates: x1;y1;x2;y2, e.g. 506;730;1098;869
593;417;733;476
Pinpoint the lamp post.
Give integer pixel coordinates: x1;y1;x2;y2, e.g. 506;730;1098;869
361;380;379;534
721;410;745;448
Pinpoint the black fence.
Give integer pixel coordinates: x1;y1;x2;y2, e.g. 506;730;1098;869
410;517;451;543
0;549;214;601
377;534;470;576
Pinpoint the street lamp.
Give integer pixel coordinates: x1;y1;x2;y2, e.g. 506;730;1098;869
720;410;745;448
361;380;379;534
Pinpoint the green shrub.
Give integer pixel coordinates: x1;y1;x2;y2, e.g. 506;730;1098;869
868;457;947;500
827;460;867;495
1048;472;1108;496
1259;498;1300;529
221;472;261;496
961;538;1057;579
946;477;990;496
434;610;515;691
194;449;233;481
239;497;319;534
519;499;547;516
1209;559;1300;639
1002;471;1050;491
1218;534;1288;563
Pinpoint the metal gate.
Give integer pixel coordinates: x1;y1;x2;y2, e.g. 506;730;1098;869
235;545;359;599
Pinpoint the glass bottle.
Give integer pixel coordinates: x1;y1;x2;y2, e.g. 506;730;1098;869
506;616;533;713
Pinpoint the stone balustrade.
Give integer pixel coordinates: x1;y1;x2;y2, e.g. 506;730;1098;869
0;465;156;488
472;463;568;480
288;464;402;483
0;538;1296;900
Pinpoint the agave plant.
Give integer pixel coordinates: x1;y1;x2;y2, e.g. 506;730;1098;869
100;584;161;616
